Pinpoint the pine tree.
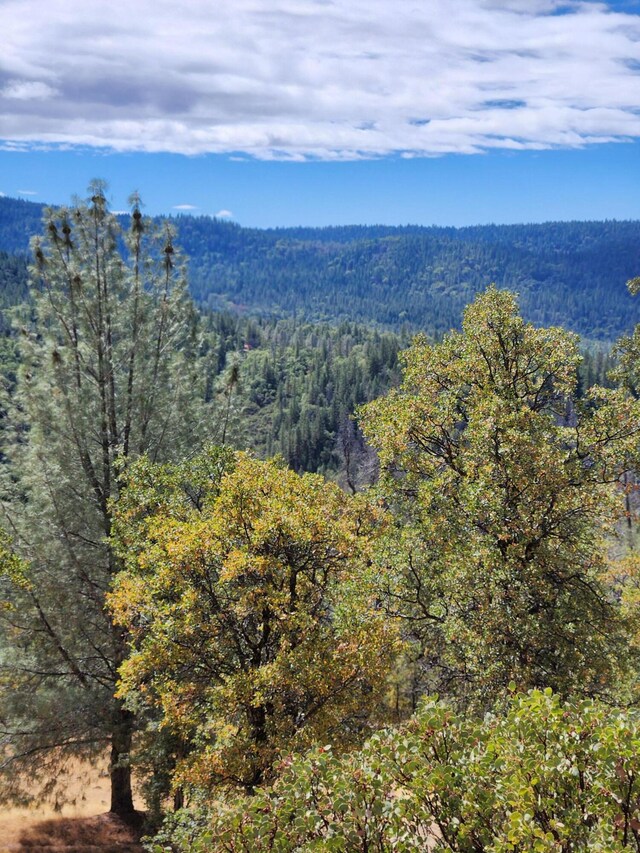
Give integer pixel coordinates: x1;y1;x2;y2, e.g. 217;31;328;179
0;182;212;820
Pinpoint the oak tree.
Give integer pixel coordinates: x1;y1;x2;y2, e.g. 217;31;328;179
361;287;640;707
110;451;400;795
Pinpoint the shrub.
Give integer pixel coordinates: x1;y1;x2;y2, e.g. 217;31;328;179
150;690;640;851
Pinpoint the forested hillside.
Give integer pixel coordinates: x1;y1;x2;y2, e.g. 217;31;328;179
2;189;640;852
181;218;640;340
0;196;44;254
0;195;620;484
1;196;639;340
204;313;405;482
0;252;28;333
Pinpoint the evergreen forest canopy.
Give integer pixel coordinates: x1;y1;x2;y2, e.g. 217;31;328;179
0;195;639;340
2;188;640;851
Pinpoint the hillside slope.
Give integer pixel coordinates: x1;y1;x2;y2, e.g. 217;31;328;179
1;196;638;340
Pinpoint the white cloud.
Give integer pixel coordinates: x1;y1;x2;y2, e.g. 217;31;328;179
0;0;638;159
17;189;37;195
173;203;199;210
215;209;234;218
1;80;57;100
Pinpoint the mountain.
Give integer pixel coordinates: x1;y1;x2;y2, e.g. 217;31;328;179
1;195;639;341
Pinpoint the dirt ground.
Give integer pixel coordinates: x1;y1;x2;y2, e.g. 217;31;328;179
0;763;144;852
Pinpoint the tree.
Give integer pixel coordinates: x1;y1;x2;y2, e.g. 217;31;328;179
612;280;640;399
360;287;640;707
109;451;400;796
0;182;212;820
160;690;640;852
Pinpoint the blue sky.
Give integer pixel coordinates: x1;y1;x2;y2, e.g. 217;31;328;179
1;0;639;227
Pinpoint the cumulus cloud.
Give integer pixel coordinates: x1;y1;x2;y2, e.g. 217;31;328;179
173;203;199;210
215;209;234;218
0;0;639;159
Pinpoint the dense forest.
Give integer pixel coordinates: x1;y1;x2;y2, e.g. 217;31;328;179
1;195;639;340
1;190;640;851
0;195;620;482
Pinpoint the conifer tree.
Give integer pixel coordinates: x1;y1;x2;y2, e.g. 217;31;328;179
0;182;212;820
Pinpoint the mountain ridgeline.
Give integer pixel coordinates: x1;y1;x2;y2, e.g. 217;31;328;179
0;196;639;341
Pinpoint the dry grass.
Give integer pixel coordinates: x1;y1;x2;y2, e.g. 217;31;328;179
11;813;144;852
0;761;144;852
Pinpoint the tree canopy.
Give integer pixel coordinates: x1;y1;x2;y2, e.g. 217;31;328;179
361;287;640;706
110;451;400;795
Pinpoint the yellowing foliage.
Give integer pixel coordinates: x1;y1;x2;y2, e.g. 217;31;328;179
109;451;400;793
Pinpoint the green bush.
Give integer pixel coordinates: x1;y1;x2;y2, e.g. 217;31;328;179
150;690;640;852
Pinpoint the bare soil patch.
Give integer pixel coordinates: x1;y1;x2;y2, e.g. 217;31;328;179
10;812;144;852
0;762;144;852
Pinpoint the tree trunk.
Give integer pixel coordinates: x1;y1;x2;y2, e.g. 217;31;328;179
110;701;136;821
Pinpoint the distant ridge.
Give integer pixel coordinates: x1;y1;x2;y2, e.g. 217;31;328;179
1;195;639;341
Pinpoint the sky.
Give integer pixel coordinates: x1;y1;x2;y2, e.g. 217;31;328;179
0;0;639;227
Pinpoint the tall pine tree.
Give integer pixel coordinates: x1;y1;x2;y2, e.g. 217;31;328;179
0;182;212;820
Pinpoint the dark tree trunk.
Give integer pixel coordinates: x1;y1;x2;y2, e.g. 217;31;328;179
173;787;185;811
110;701;136;821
